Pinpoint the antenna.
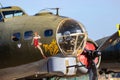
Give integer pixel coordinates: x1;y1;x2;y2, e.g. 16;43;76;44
40;8;60;16
50;8;59;16
56;8;59;16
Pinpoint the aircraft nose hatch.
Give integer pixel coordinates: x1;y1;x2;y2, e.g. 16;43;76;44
57;19;87;56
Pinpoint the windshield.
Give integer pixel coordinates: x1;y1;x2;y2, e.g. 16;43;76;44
2;10;24;18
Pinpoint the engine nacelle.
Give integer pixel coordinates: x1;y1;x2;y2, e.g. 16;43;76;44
47;57;77;76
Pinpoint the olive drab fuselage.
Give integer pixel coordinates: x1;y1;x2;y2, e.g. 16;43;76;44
0;6;87;69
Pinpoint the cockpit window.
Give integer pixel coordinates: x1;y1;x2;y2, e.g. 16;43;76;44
24;31;33;40
14;12;23;17
2;10;24;18
44;29;53;37
12;32;21;41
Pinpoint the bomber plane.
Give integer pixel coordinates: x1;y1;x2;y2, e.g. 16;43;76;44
0;6;120;80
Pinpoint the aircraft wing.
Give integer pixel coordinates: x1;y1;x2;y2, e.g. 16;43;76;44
96;32;119;51
0;59;48;80
96;32;120;73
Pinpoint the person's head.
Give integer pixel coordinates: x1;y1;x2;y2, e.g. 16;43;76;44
34;32;38;36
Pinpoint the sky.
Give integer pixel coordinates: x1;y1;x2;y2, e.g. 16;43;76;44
0;0;120;40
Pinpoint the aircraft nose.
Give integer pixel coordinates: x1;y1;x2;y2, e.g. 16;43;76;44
56;19;87;56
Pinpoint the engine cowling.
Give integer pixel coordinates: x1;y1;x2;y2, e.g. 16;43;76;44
77;38;101;73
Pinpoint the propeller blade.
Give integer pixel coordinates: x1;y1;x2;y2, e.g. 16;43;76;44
87;32;119;80
84;48;99;80
89;60;98;80
88;31;119;80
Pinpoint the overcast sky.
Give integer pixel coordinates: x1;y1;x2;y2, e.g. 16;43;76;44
0;0;120;40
